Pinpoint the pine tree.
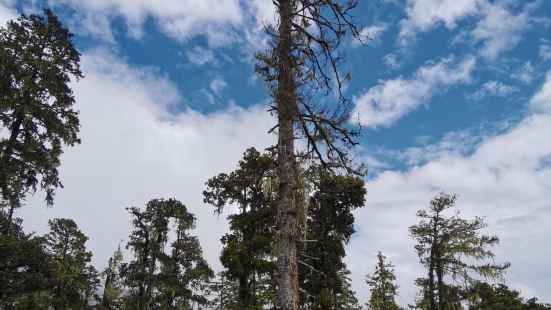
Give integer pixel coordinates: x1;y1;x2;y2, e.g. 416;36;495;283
0;214;52;309
255;1;366;306
44;218;99;310
122;198;213;309
203;147;277;310
0;10;82;224
409;193;510;310
298;172;366;309
466;281;551;310
99;245;125;309
365;252;401;310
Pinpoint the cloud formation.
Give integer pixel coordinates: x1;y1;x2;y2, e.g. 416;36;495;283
19;49;275;275
399;0;535;59
354;56;476;128
347;72;551;306
470;80;516;101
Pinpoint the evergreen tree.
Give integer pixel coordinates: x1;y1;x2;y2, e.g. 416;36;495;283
0;10;82;224
409;193;510;310
0;214;52;309
99;245;125;309
208;272;240;310
44;218;99;310
298;172;366;309
203;147;277;310
466;281;551;310
122;198;213;309
255;1;366;306
365;251;401;310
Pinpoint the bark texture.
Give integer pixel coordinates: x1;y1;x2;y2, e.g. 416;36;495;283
276;0;299;308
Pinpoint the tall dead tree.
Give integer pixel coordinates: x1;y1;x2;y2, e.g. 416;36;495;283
255;1;366;308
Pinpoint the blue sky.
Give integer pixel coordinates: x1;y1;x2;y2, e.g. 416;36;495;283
2;0;551;307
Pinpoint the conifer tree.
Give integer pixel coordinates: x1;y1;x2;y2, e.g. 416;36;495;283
0;214;52;308
204;147;278;310
298;172;366;309
99;245;125;309
0;10;82;224
365;251;401;310
409;193;510;310
123;198;213;309
255;1;366;306
44;218;99;310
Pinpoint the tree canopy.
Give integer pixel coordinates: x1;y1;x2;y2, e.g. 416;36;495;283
0;9;82;223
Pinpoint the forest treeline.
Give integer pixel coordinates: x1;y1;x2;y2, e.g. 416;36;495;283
1;7;550;310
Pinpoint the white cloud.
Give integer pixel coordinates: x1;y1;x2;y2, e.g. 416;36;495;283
399;0;479;40
398;0;535;59
383;53;400;69
540;39;551;61
471;1;531;60
0;1;17;25
210;78;228;96
38;0;244;45
347;72;551;307
530;72;551;114
512;61;535;84
19;49;275;276
355;23;388;46
470;80;516;101
354;56;476;128
185;46;216;66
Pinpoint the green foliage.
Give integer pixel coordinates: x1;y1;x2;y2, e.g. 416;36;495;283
409;193;510;310
122;198;213;309
0;9;82;220
466;281;551;310
365;252;401;310
45;218;99;309
204;147;278;309
0;214;52;308
299;172;366;309
98;245;125;309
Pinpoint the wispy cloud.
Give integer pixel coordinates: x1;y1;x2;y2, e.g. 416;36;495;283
540;39;551;61
347;73;551;306
354;55;476;128
398;0;536;59
469;80;516;101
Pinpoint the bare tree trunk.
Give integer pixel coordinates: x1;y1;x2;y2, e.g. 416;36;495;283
276;0;299;309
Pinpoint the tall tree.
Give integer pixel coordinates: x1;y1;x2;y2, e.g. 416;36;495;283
203;147;277;310
123;198;213;309
255;1;365;307
365;251;401;310
44;218;99;310
409;193;510;310
0;10;82;224
298;172;366;309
